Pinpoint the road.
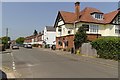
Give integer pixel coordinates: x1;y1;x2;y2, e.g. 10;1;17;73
2;47;118;78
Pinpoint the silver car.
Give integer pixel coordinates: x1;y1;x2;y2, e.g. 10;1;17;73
12;45;19;49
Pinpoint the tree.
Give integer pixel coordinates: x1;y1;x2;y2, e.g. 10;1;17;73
74;26;87;49
33;30;38;36
16;37;25;44
2;36;11;45
1;36;11;49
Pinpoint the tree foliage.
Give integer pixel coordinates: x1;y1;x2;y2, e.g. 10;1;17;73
16;37;25;44
33;30;38;36
74;26;87;49
1;36;11;45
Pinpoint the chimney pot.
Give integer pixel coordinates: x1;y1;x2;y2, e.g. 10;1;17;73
75;2;80;20
75;2;80;6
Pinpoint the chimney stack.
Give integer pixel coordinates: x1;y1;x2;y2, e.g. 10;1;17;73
75;2;80;20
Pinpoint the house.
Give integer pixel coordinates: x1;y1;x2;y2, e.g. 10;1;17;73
24;33;43;47
10;40;16;45
43;26;56;47
54;2;120;50
24;35;35;45
34;33;44;47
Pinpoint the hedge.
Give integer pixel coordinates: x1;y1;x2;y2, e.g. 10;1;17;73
91;37;120;60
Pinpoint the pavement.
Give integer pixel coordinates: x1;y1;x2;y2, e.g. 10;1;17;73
1;49;15;78
1;66;15;78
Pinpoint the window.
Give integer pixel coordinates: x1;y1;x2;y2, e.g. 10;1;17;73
82;24;89;31
68;30;71;34
63;28;65;34
58;28;61;32
90;25;99;33
58;40;62;46
118;14;120;24
115;26;120;34
64;41;68;47
94;13;103;20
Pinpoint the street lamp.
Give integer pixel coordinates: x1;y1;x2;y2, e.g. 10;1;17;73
73;20;78;54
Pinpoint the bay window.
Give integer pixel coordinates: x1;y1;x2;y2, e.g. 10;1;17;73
90;25;99;33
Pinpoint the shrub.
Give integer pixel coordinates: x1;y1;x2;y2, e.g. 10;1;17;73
74;26;87;49
91;37;120;60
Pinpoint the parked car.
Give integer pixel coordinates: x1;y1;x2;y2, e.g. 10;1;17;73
24;44;32;48
27;44;32;48
12;45;19;49
24;44;27;48
51;45;56;50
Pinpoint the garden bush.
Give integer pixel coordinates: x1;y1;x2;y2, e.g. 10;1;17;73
91;37;120;60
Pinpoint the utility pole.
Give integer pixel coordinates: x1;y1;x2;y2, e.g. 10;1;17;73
6;28;8;49
6;28;8;37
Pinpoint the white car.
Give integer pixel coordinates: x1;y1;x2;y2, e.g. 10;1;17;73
12;45;19;49
24;44;32;48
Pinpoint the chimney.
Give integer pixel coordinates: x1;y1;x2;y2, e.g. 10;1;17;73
75;2;80;20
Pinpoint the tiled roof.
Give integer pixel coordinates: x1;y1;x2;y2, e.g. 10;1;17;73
60;11;76;23
104;10;119;23
25;35;35;39
59;7;119;24
46;26;56;31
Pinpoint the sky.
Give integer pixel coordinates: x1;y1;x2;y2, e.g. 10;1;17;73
2;2;119;40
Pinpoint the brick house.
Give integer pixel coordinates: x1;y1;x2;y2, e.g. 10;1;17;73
24;33;43;47
24;35;35;45
54;2;120;50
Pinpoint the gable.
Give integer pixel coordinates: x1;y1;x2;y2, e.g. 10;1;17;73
54;11;65;28
112;11;120;25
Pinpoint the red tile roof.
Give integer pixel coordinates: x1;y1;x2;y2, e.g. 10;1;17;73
104;10;119;23
59;7;119;24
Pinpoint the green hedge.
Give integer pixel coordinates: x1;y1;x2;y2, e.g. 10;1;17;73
91;37;120;60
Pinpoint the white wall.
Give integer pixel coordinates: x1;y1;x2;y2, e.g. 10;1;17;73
44;27;56;45
56;20;120;38
102;25;120;37
46;32;56;45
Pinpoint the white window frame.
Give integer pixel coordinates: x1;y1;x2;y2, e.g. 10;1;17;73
115;25;120;34
94;13;103;20
90;25;99;33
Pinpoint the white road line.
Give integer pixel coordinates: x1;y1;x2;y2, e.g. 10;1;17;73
10;52;18;77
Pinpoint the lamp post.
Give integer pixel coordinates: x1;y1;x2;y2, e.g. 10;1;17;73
73;20;78;54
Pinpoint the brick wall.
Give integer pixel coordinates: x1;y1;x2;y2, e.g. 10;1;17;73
87;34;101;41
56;35;74;49
56;34;101;50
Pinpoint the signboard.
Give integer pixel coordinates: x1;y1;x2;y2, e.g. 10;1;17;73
82;24;89;31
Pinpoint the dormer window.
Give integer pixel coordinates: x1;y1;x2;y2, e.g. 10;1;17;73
91;12;103;20
95;13;103;19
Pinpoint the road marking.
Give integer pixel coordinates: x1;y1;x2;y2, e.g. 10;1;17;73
10;52;18;78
